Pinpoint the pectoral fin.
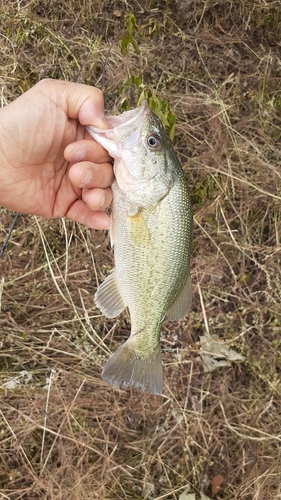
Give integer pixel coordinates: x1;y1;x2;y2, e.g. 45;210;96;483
166;273;192;321
109;214;114;247
94;269;126;318
126;210;150;246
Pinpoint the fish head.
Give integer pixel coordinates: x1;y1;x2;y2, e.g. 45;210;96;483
87;101;176;209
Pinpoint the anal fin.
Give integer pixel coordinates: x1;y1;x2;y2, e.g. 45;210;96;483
166;273;192;321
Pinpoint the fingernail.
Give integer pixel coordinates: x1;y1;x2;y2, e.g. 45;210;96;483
70;148;84;163
80;169;92;187
98;193;106;208
96;116;109;130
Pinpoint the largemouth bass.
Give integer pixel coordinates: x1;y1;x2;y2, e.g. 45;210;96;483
87;101;193;395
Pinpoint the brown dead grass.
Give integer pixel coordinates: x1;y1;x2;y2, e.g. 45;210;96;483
1;0;281;498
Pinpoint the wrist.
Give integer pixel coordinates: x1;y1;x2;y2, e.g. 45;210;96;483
0;106;19;210
0;108;6;165
0;106;12;169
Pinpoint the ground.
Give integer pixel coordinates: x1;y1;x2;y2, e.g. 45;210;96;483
0;0;281;499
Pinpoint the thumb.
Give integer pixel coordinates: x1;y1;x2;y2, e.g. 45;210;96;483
39;79;109;129
64;81;109;129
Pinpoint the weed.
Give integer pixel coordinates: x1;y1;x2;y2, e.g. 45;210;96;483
119;74;177;139
119;13;140;55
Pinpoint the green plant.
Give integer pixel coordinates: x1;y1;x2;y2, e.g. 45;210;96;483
119;14;140;55
119;74;177;140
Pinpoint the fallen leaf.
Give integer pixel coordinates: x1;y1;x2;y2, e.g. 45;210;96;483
179;486;195;500
200;494;212;500
178;493;195;500
211;474;224;496
197;335;245;372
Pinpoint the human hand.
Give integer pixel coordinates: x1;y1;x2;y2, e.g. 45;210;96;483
0;79;114;229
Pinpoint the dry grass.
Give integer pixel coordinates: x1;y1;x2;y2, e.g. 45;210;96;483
1;0;281;498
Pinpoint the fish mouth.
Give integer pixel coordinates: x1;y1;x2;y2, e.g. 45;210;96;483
106;100;150;134
86;101;151;154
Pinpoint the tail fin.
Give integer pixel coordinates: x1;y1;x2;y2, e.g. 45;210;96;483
101;341;163;395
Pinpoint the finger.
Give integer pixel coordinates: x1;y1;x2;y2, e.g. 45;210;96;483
69;161;114;189
64;139;112;164
66;199;111;230
82;187;112;211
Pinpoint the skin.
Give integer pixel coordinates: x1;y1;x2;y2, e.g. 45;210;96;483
0;79;114;229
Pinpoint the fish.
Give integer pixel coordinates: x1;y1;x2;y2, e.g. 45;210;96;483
87;100;193;395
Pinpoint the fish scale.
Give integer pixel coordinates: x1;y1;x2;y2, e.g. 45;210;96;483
87;101;193;395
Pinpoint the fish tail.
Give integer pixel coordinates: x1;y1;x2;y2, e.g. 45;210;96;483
101;340;163;395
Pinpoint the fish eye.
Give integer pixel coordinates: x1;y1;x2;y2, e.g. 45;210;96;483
146;133;161;150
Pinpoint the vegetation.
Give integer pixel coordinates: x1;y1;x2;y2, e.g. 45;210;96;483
1;0;281;498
